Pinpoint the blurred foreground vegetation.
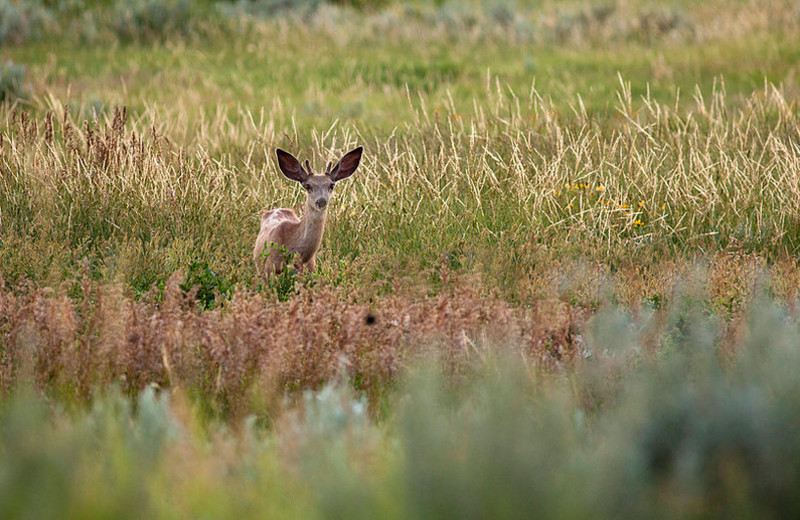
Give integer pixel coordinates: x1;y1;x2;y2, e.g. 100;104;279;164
4;287;800;519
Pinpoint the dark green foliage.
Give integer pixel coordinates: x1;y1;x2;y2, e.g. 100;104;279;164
216;0;325;18
181;257;233;309
0;0;52;45
259;246;301;302
0;61;28;103
270;265;299;302
111;0;193;42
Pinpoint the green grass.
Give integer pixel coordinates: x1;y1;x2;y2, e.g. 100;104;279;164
2;67;799;299
8;30;800;127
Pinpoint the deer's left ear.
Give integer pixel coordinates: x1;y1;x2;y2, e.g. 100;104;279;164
276;149;308;182
328;146;363;182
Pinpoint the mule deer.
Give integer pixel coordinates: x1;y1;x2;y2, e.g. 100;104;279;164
253;146;364;275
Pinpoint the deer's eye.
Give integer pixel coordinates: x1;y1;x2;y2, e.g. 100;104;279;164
303;184;311;190
328;184;335;191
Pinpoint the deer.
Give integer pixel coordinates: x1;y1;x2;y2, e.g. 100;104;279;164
253;146;364;276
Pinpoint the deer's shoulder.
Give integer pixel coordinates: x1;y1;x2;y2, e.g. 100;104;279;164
261;208;299;224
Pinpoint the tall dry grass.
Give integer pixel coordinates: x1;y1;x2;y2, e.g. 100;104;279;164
2;251;799;417
1;79;799;298
0;270;536;416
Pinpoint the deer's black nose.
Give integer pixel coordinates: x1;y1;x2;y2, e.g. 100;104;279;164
316;198;328;209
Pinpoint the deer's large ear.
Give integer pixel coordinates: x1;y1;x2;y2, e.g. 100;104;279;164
276;149;308;182
328;146;363;181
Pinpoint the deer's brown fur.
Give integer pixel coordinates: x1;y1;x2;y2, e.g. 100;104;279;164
254;147;363;275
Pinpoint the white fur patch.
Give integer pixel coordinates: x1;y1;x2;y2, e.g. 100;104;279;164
262;208;297;225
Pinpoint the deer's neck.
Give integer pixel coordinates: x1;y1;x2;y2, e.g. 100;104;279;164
297;205;327;260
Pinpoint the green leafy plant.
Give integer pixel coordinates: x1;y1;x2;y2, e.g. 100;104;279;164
259;244;301;302
181;257;233;309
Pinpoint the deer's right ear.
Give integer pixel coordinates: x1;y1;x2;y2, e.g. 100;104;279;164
276;149;307;182
328;146;363;182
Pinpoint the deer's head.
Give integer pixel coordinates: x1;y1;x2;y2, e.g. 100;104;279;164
275;147;363;212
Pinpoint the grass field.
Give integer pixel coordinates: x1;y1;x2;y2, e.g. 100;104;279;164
2;0;800;517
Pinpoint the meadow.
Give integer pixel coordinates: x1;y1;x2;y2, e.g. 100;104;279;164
2;0;800;517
